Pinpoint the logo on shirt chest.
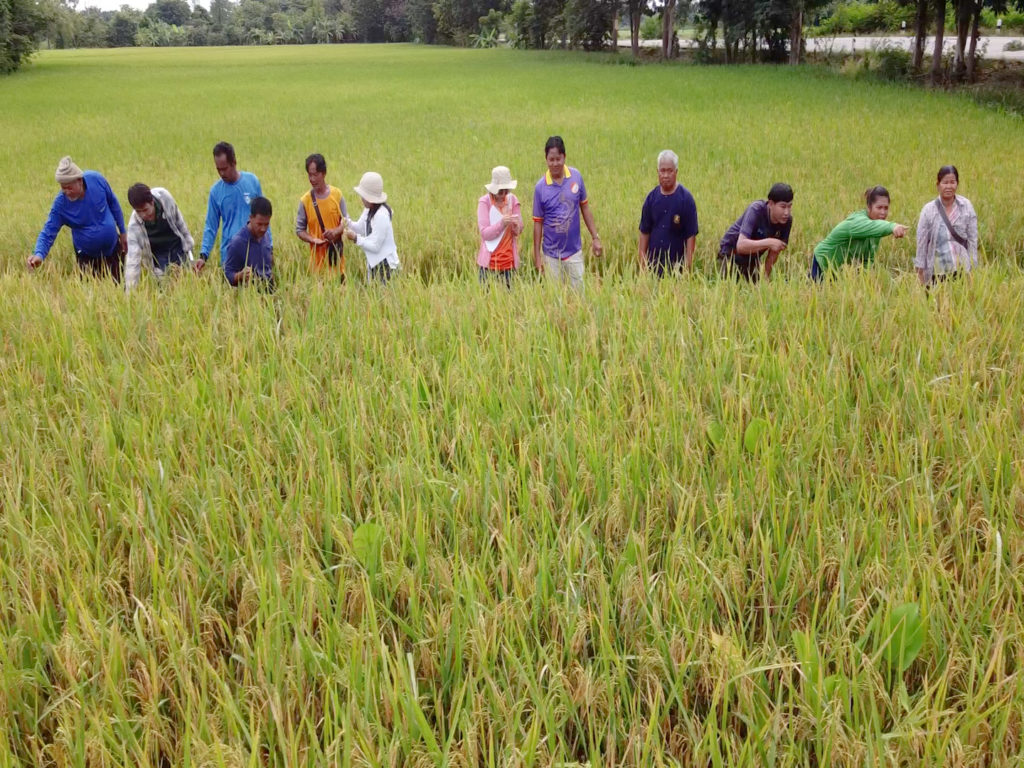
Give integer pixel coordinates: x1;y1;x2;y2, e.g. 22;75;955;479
243;193;252;205
571;183;579;195
672;214;681;225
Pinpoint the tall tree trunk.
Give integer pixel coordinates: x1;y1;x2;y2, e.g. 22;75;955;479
789;0;803;65
661;0;675;58
965;1;980;82
953;0;970;81
610;8;618;52
912;0;928;71
929;0;945;86
630;7;640;57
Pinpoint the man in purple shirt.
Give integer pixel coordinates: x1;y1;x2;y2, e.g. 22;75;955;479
532;136;602;291
638;149;699;275
718;183;794;282
27;156;127;282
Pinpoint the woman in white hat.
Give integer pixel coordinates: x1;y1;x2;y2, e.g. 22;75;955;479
477;166;523;287
344;171;399;283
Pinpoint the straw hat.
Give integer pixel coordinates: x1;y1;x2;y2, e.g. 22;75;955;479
55;156;84;184
485;166;518;195
353;171;387;204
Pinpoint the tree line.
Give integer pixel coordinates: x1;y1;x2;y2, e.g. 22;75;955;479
2;0;1021;77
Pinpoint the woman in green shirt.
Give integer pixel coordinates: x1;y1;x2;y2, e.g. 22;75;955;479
810;186;908;280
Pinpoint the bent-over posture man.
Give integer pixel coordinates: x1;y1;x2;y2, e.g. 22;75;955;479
124;183;195;292
718;183;794;282
27;156;127;281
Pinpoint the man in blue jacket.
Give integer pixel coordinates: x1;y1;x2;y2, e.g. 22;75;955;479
27;156;127;281
196;141;269;272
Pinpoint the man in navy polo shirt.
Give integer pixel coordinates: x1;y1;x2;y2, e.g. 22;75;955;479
718;182;794;282
532;135;602;291
224;196;275;292
638;149;699;275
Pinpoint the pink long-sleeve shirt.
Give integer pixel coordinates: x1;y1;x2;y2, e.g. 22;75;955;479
477;193;523;269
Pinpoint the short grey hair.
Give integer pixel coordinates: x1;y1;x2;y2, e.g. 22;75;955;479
657;149;678;169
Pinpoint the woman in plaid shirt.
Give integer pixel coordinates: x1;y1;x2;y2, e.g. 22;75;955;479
915;165;978;286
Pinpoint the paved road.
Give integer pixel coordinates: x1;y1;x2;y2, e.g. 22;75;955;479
807;35;1024;62
619;35;1024;62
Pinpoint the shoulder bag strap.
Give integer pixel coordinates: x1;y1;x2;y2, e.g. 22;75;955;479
933;198;969;250
310;191;342;266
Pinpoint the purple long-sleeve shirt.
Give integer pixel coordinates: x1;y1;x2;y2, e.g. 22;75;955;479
34;171;126;259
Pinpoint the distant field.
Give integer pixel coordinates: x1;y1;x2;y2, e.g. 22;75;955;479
2;45;1024;767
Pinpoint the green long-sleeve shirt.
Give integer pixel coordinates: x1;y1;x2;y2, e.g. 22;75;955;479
812;210;896;270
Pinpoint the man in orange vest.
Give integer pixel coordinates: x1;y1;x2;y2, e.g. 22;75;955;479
296;153;348;282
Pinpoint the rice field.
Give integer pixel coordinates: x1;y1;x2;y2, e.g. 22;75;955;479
1;45;1024;767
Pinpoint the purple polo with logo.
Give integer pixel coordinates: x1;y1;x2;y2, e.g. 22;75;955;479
532;167;588;261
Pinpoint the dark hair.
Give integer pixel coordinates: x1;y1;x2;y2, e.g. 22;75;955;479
306;153;326;174
865;185;890;207
767;182;794;203
127;183;153;209
250;196;272;218
544;136;566;156
937;165;959;184
213;141;236;166
365;202;393;236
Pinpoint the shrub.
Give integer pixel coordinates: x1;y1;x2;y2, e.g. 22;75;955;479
870;41;911;81
836;42;912;83
980;8;1024;33
640;13;660;41
812;0;914;35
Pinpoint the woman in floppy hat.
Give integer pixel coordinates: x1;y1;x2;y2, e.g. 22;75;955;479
477;166;523;288
344;171;399;284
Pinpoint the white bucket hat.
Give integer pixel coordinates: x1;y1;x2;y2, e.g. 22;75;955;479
354;171;387;204
485;166;518;195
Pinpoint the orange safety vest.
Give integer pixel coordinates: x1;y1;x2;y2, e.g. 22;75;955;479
301;186;346;275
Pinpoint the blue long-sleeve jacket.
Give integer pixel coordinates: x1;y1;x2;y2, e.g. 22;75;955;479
200;171;271;262
34;171;126;259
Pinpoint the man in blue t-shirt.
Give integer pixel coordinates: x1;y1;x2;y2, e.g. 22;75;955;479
638;149;699;276
197;141;270;271
718;183;794;282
